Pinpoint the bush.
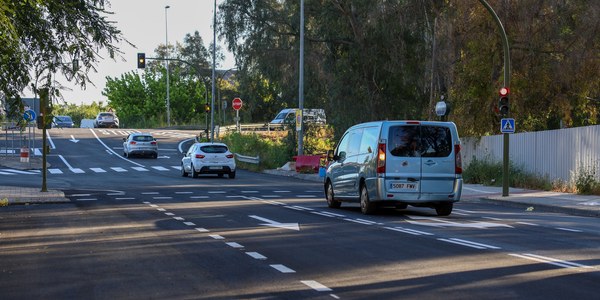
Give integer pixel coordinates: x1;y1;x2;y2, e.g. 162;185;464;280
221;132;290;171
463;156;553;190
572;165;600;195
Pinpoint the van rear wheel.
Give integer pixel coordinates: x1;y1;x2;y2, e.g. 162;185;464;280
360;184;375;215
435;203;453;216
325;181;341;208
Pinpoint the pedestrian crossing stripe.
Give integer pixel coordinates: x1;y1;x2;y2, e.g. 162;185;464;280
0;166;182;175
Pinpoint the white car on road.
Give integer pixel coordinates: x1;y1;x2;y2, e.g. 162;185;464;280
181;142;236;179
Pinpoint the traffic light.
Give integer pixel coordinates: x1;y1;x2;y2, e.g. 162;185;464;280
204;103;210;113
498;87;510;116
137;53;146;69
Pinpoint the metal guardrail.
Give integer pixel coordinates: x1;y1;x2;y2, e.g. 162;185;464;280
235;153;260;164
223;123;286;132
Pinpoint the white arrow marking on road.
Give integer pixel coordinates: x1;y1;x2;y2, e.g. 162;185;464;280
249;215;300;231
69;135;79;143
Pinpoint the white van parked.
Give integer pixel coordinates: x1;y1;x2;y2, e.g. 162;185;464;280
324;120;463;216
270;108;326;125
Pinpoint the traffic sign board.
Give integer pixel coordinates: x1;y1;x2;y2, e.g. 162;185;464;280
501;118;515;133
232;98;243;110
23;109;36;122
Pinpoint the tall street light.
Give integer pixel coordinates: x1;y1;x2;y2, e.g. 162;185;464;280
165;5;171;127
210;0;217;142
298;0;305;156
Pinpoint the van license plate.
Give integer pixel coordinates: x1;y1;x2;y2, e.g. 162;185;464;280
391;183;418;191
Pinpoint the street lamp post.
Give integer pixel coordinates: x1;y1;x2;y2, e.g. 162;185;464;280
298;0;305;156
165;5;171;127
210;0;217;142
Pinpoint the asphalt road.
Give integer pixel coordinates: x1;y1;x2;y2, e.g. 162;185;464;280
1;128;599;299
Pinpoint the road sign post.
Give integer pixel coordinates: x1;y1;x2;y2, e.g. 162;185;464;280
232;98;242;132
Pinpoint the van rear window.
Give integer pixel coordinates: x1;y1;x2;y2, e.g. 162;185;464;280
388;125;452;157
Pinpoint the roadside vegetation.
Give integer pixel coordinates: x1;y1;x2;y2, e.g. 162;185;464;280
463;157;600;195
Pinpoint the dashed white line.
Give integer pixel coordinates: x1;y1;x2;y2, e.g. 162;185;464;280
157;208;166;212
190;196;209;199
297;195;317;198
344;218;376;225
226;242;244;249
151;166;170;171
76;198;97;201
132;167;149;172
173;217;184;221
149;204;158;208
209;235;225;240
175;192;193;194
516;222;539;226
111;167;127;172
241;191;259;193
153;196;173;200
48;168;63;174
90;168;107;173
246;252;267;260
115;197;135;200
509;253;593;269
183;222;195;226
270;264;295;273
71;194;91;197
384;227;434;236
165;212;174;216
142;192;159;195
195;228;209;232
209;191;226;194
301;280;332;292
556;227;583;233
438;238;500;250
274;190;291;193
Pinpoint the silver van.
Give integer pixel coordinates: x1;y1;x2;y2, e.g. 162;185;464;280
324;121;463;216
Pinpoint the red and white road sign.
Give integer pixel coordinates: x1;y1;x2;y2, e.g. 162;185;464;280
232;98;243;110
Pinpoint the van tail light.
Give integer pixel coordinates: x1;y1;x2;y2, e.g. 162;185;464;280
195;154;205;159
454;144;463;174
226;154;234;159
377;143;386;174
129;141;137;145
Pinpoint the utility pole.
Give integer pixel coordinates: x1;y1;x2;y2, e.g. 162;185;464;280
39;88;49;192
478;0;511;197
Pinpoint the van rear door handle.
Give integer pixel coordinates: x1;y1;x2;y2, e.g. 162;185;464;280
408;177;417;182
424;160;436;166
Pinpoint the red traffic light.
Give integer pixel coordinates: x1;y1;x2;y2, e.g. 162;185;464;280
499;87;510;96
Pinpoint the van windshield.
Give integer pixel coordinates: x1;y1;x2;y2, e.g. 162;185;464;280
273;112;287;121
388;125;452;158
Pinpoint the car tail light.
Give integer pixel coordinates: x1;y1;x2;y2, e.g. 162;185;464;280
454;144;463;174
129;141;137;145
226;154;234;159
195;154;205;159
150;141;157;145
377;142;386;174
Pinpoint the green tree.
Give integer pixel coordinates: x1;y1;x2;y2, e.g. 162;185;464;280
0;0;127;119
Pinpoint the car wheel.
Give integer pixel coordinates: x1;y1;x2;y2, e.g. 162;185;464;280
435;203;453;216
123;151;128;158
153;153;158;159
228;171;236;179
360;184;375;215
325;181;341;208
191;164;199;178
218;173;224;178
181;163;188;177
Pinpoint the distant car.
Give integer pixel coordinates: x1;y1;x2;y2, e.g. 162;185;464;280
52;115;74;128
94;112;119;128
123;133;158;159
181;142;236;179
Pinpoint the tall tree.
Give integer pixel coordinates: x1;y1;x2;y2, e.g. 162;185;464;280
0;0;127;120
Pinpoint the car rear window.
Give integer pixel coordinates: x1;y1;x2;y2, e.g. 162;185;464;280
200;145;228;153
388;125;452;158
100;113;113;117
133;135;154;142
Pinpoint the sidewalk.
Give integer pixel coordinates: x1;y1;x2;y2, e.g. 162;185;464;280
2;161;600;218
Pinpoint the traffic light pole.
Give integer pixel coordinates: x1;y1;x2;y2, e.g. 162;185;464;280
39;88;49;192
479;0;511;196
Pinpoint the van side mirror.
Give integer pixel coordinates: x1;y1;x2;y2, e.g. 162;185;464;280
326;150;335;161
122;137;126;142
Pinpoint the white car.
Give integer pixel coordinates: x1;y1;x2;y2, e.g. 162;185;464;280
123;133;158;159
94;112;119;128
181;142;236;179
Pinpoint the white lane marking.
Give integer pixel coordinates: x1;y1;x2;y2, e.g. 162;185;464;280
270;264;295;273
297;195;317;198
142;201;150;204
57;155;84;173
262;195;281;198
89;128;145;167
149;204;158;208
71;194;91;197
71;168;85;174
142;192;159;195
111;167;127;172
190;196;209;199
107;192;125;196
344;218;376;225
165;213;174;216
90;168;106;173
0;171;14;175
153;196;172;200
195;228;209;232
463;186;496;194
183;222;195;226
0;169;36;175
246;252;267;260
301;280;332;292
46;132;56;149
115;197;135;200
241;190;259;193
172;166;182;170
178;138;195;155
384;227;434;236
454;209;477;213
483;217;504;221
314;211;345;218
132;167;149;172
516;222;539;226
249;215;300;231
173;217;184;221
285;206;314;211
451;212;470;216
509;253;593;269
175;192;193;194
226;242;244;249
438;238;500;250
263;200;285;205
48;168;63;174
209;191;226;194
76;198;97;201
556;227;583;233
274;190;291;193
209;235;225;240
151;166;170;171
157;208;166;212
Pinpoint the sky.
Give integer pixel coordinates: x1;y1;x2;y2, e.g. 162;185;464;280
43;0;235;105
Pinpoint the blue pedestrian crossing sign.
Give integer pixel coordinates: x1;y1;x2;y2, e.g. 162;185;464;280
501;118;515;133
